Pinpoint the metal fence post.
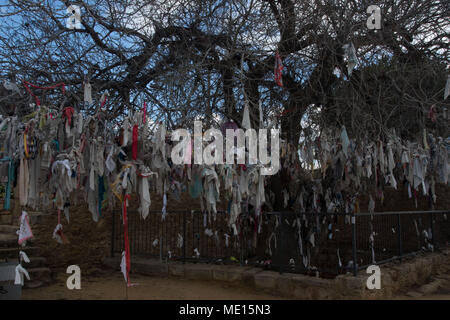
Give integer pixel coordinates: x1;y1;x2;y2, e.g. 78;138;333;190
397;214;403;262
160;236;162;263
430;212;435;249
183;210;186;264
111;210;115;257
239;223;243;266
280;212;284;275
351;213;357;276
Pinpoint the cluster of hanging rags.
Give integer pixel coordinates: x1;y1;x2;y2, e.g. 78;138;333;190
290;126;449;212
0;96;269;286
268;125;449;269
0;86;449;276
0;103;449;231
0;99;269;236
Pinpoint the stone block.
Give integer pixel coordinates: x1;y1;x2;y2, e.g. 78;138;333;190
168;263;185;277
254;270;279;291
276;274;295;297
133;260;168;276
240;267;262;287
184;263;213;280
212;266;244;282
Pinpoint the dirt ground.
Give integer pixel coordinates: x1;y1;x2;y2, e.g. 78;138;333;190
21;271;450;300
21;272;284;300
396;293;450;300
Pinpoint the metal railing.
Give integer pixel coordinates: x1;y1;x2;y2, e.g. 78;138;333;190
354;210;449;272
267;210;449;276
111;209;450;277
111;210;244;264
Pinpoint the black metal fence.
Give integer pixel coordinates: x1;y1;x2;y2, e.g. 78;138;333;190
267;210;450;277
111;209;450;277
112;210;243;264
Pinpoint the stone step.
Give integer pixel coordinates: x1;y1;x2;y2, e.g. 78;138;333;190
405;277;448;298
417;278;446;295
0;214;12;225
435;274;450;280
0;246;40;260
435;275;450;291
0;234;33;248
0;225;18;234
6;256;47;269
27;212;52;225
0;211;52;225
27;267;52;281
0;233;18;247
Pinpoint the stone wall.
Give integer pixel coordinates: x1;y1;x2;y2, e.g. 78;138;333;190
102;247;450;299
30;190;209;274
31;204;113;275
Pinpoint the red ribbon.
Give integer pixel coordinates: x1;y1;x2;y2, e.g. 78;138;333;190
274;51;283;87
123;194;131;286
132;124;138;160
79;134;86;153
23;81;66;106
428;105;437;122
101;94;108;108
56;209;67;243
62;107;75;126
142;102;147;124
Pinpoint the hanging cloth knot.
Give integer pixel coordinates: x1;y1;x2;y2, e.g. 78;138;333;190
17;211;33;246
122;194;132;286
62;107;75;126
100;91;109;108
53;209;67;244
79;134;87;153
23;132;30;158
142;102;147;124
19;251;30;263
132;124;138;160
428;104;437;123
274;51;284;87
14;264;30;286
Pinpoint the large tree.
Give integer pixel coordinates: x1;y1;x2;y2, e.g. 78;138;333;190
0;0;449;142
